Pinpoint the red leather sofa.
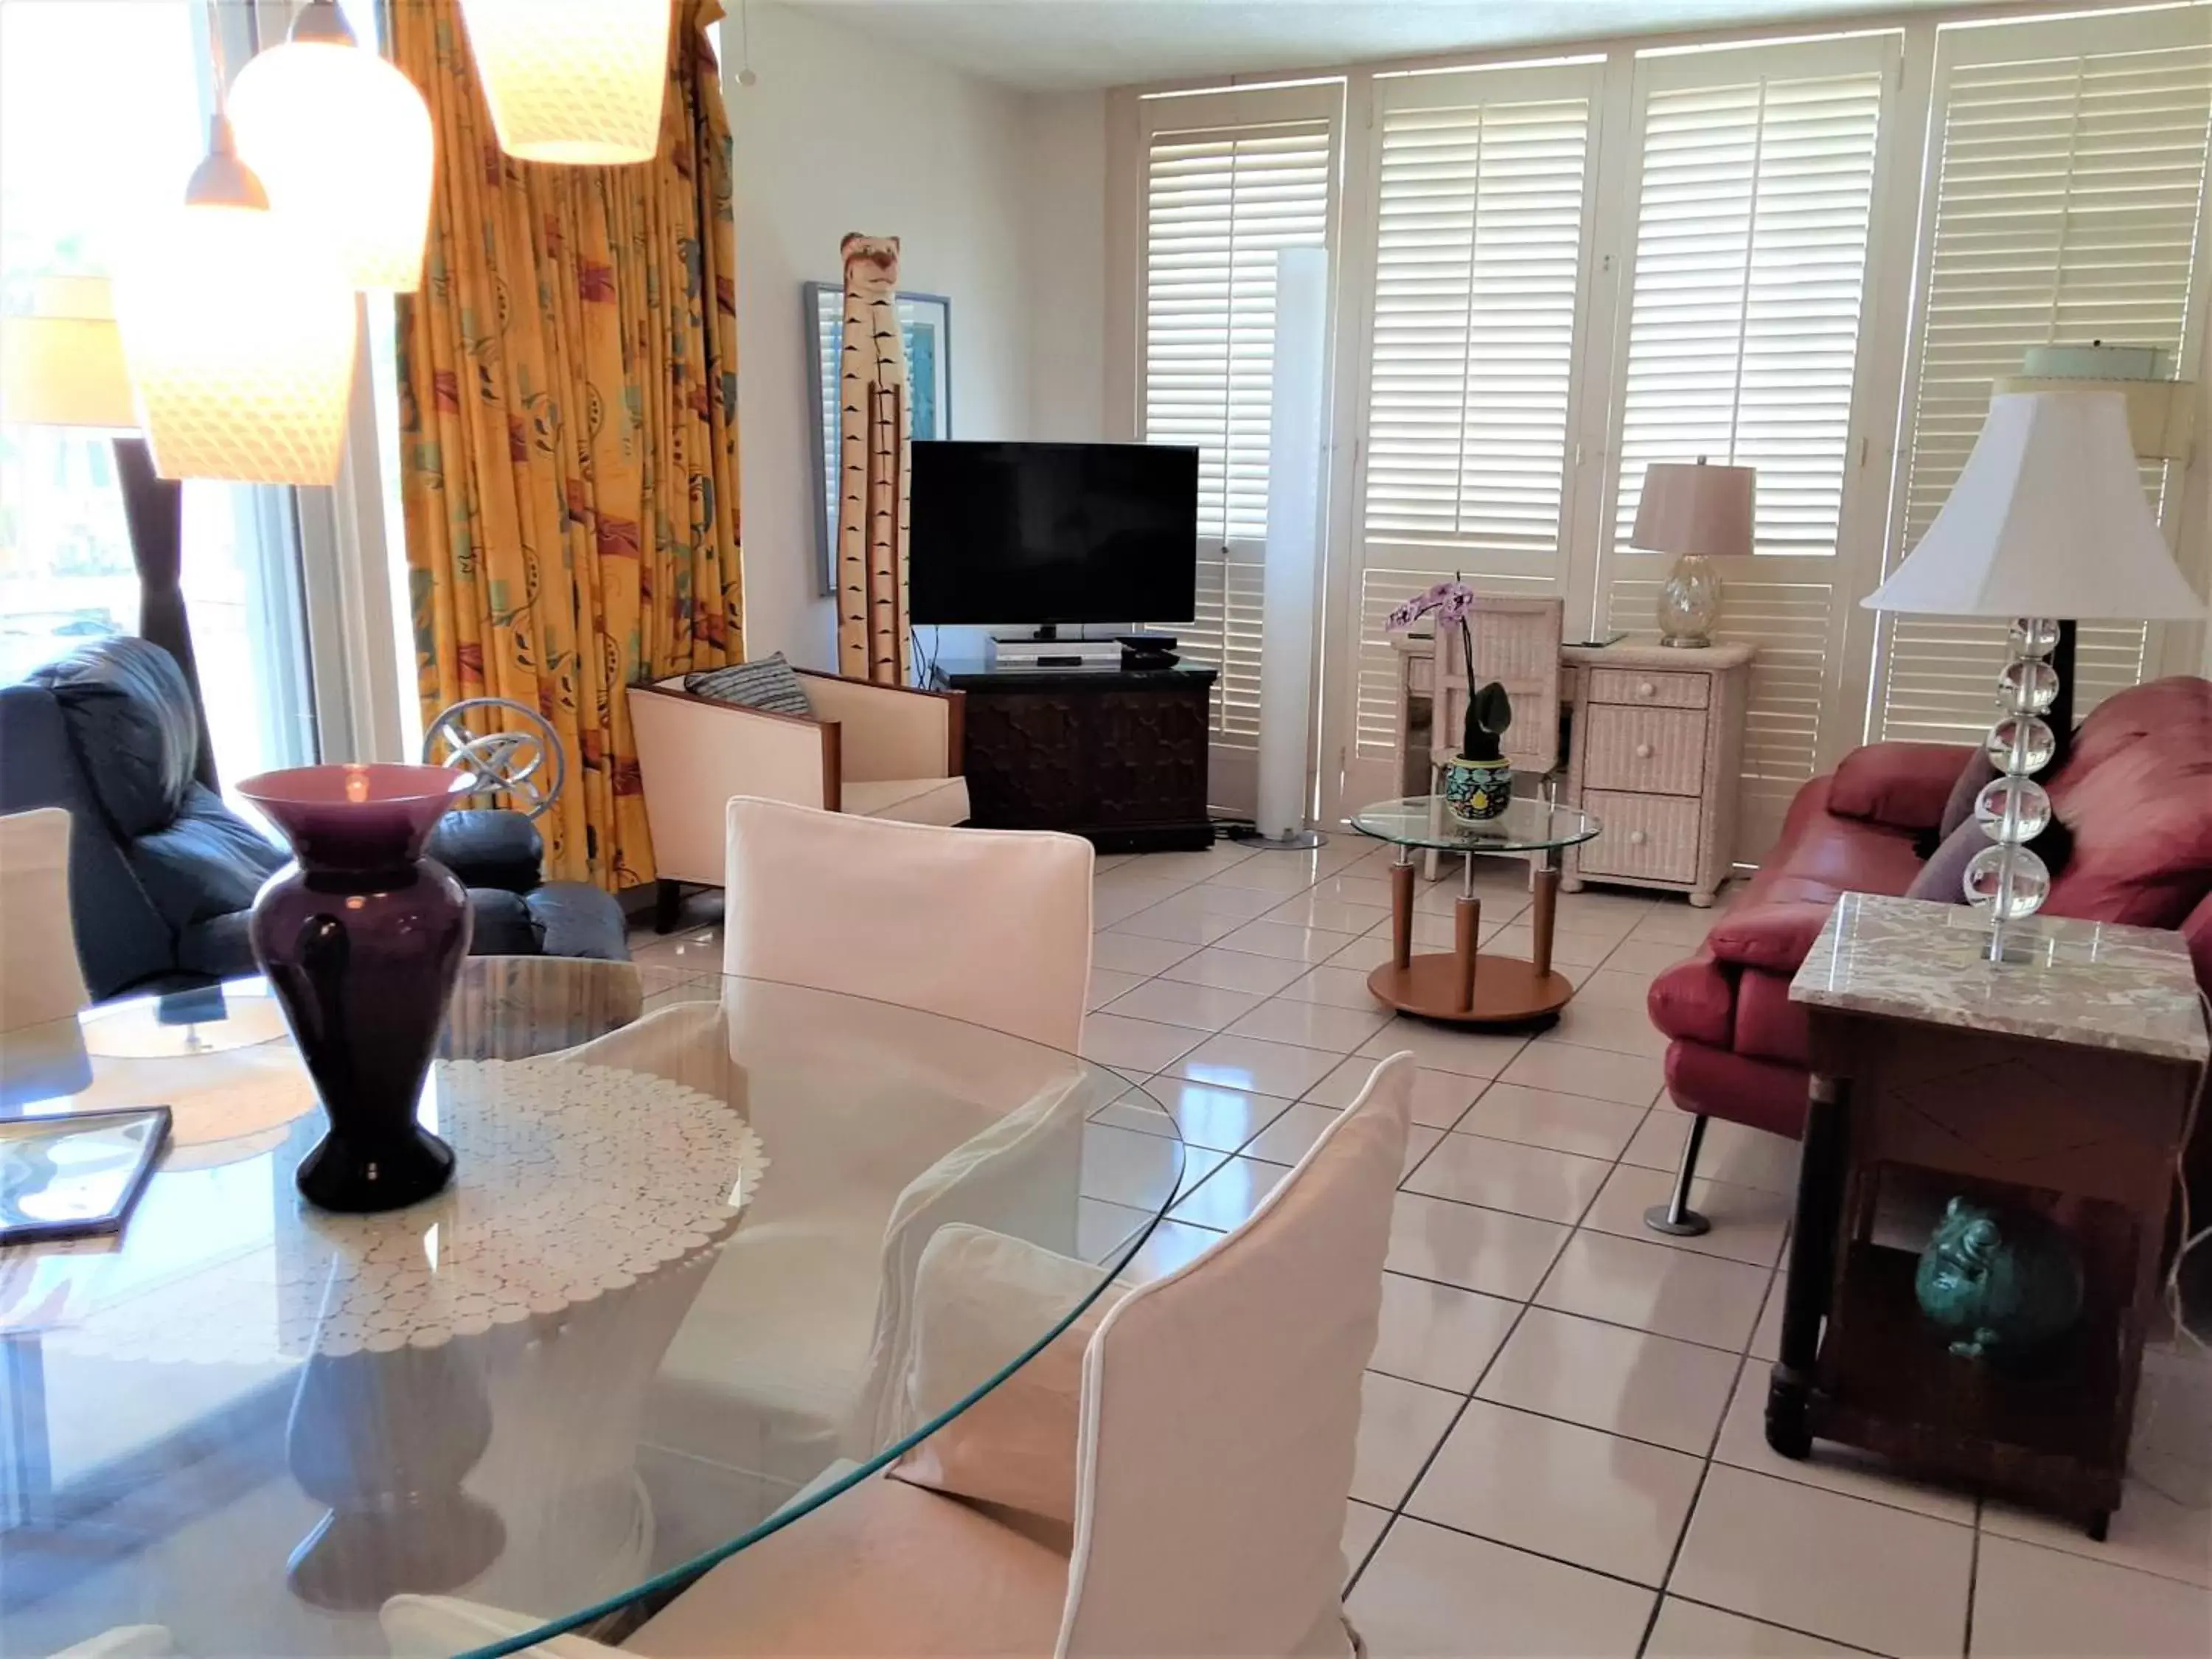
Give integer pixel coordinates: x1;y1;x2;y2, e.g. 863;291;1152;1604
1643;676;2212;1233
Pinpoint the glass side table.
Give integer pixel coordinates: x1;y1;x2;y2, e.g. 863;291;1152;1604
1347;796;1603;1026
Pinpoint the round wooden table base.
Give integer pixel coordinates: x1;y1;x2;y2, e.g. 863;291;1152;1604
1366;953;1575;1027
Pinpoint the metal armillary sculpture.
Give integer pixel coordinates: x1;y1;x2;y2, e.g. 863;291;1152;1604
420;698;565;821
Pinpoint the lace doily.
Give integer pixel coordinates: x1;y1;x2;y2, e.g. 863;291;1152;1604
39;1059;767;1364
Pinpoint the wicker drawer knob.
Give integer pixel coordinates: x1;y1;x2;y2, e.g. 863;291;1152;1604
1637;680;1655;698
1634;742;1653;759
1629;830;1649;846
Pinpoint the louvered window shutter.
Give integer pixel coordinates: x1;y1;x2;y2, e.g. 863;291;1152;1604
1141;86;1338;758
1346;62;1602;770
1596;38;1893;855
1873;12;2212;745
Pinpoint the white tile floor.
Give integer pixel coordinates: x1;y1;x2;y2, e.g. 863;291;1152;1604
635;835;2212;1658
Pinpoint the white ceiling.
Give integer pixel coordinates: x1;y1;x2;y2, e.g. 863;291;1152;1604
783;0;1957;91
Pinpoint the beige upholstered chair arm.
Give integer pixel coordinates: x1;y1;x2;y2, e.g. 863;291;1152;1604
627;683;838;886
796;672;962;784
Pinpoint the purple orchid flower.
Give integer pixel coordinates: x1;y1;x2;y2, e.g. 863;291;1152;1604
1385;580;1478;633
1383;580;1503;760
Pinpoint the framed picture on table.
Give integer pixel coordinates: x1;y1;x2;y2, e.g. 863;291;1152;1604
804;283;952;598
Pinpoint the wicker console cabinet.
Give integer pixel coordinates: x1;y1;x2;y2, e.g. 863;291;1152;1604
1559;639;1755;908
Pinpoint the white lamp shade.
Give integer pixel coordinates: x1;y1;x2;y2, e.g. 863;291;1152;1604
1864;390;2204;620
1630;461;1756;558
114;204;358;485
459;0;671;165
1;276;136;429
229;37;434;292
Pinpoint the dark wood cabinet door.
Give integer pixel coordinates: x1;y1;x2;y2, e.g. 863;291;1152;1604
959;692;1087;828
1088;687;1208;827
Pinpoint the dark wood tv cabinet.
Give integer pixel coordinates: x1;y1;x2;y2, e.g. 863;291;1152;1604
929;661;1216;852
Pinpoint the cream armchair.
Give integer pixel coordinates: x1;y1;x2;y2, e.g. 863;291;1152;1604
629;671;968;931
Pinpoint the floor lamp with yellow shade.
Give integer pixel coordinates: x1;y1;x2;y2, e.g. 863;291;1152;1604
1;275;218;787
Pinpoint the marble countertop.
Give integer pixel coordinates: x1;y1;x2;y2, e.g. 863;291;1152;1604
1790;894;2211;1063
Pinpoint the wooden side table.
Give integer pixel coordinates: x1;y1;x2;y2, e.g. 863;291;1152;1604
1346;796;1602;1027
1775;894;2210;1537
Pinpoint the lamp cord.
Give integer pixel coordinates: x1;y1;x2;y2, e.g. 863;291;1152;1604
2131;984;2211;1514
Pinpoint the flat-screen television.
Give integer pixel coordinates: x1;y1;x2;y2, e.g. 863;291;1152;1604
908;441;1199;627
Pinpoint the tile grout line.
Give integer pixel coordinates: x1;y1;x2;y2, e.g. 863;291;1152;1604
1354;987;1665;1601
1636;1354;1766;1659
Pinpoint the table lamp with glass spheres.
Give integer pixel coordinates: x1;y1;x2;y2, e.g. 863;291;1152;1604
1862;389;2205;963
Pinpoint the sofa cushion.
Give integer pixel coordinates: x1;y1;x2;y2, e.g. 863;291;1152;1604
686;652;814;718
426;808;543;893
1663;1041;1810;1141
1905;816;1980;904
1827;741;1978;834
2042;678;2212;933
1936;751;1995;841
523;883;630;961
32;637;201;838
842;776;971;827
467;888;542;956
1705;902;1837;975
127;783;285;931
1735;969;1812;1066
1648;954;1733;1048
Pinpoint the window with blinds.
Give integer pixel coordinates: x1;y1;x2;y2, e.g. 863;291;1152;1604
1351;62;1600;763
1143;106;1336;543
1140;88;1338;759
1610;66;1886;555
1597;42;1893;854
1873;16;2212;745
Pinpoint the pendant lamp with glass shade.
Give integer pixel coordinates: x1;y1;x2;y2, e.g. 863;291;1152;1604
228;0;434;292
459;0;672;165
114;111;358;485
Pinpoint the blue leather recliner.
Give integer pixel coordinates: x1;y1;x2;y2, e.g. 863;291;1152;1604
0;637;629;1001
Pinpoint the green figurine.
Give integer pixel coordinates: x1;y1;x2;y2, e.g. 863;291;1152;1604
1914;1197;2084;1360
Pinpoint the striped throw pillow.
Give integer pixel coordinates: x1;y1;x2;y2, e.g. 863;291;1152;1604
685;653;815;718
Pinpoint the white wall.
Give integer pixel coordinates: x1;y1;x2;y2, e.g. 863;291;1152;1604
1022;92;1110;442
728;1;1045;667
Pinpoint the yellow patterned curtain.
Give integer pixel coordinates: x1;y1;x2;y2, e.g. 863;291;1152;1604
394;0;742;890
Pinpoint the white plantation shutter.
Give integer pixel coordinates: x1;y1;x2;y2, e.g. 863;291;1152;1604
1609;64;1885;553
1596;37;1895;855
1350;60;1601;768
1140;86;1338;761
1874;12;2212;744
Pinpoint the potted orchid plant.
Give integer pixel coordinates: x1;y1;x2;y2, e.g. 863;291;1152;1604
1387;581;1515;823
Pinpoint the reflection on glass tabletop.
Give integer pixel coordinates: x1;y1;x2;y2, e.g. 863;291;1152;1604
0;956;1181;1657
1348;795;1603;854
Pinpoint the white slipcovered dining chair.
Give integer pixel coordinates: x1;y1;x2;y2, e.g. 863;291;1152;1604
383;1051;1416;1659
1;807;91;1031
721;794;1093;1051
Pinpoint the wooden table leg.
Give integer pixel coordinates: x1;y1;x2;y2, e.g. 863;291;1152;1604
1453;896;1481;1014
1767;1071;1850;1459
1531;858;1560;979
1390;858;1414;972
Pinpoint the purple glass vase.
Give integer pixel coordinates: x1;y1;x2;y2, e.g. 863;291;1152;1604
239;765;474;1213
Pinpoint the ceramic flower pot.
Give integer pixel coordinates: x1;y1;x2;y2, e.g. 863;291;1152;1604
1441;757;1512;824
239;764;473;1214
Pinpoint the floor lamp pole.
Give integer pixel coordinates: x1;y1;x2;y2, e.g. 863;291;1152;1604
1253;246;1329;850
114;435;219;791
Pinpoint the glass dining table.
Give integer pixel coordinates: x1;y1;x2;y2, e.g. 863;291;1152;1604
0;957;1183;1658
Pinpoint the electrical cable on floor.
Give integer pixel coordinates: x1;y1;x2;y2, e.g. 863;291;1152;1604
2127;984;2212;1515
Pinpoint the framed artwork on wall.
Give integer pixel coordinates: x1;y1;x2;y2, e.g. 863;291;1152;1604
804;282;952;598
